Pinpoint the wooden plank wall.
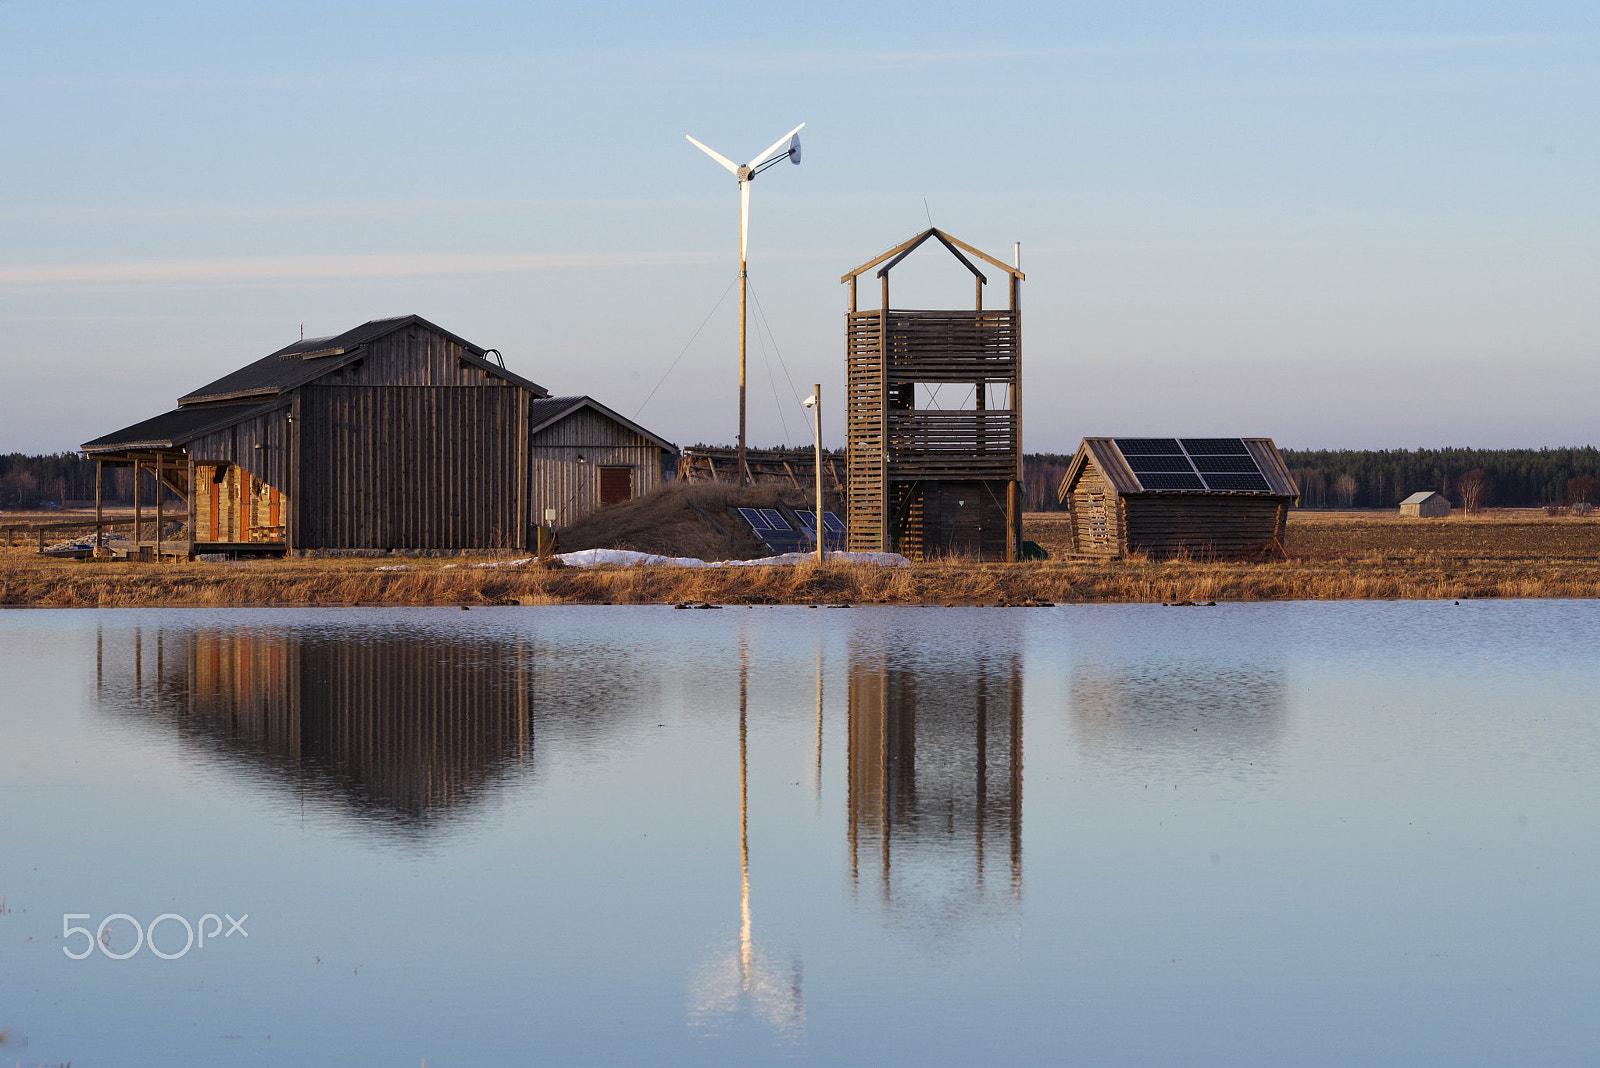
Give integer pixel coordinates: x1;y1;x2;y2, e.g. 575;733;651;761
1068;466;1119;556
846;311;888;551
1122;496;1290;560
316;326;509;388
297;385;523;549
920;481;1008;559
528;407;668;527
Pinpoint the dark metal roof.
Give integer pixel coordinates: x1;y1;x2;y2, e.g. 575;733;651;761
178;314;546;404
528;396;677;453
81;401;281;453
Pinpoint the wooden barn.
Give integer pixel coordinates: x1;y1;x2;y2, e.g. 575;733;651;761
1399;491;1451;518
841;228;1025;561
81;315;676;556
1055;437;1298;559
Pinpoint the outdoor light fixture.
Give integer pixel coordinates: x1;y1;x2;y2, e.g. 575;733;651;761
686;121;804;486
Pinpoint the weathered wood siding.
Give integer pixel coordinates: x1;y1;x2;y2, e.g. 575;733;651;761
1068;465;1120;555
1122;495;1288;559
529;407;667;527
920;481;1007;559
296;385;526;550
311;324;510;389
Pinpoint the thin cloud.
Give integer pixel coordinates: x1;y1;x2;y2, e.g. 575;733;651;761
0;250;726;288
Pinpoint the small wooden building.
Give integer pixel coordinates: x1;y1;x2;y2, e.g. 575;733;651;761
841;228;1025;561
81;315;675;555
1399;491;1451;518
1056;437;1298;559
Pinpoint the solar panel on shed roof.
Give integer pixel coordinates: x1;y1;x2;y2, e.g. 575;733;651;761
1114;438;1183;455
1136;471;1207;491
1112;437;1274;493
1179;438;1250;455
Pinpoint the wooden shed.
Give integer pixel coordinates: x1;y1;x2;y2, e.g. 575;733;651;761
1399;491;1451;518
81;315;675;556
840;228;1025;561
1055;437;1298;559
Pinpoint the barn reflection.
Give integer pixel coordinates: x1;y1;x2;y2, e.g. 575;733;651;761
94;625;539;828
846;627;1023;926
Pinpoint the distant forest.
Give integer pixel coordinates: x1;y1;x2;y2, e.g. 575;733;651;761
6;448;1600;511
1022;447;1600;510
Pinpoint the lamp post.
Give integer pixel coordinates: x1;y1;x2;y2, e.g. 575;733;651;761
802;385;823;564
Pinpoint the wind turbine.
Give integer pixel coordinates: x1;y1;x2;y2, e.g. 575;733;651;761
686;121;804;485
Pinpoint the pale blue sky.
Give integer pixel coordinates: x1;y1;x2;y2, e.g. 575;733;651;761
1;1;1595;454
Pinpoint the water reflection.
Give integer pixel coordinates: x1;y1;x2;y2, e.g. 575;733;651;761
1069;655;1287;780
847;628;1023;929
95;625;536;828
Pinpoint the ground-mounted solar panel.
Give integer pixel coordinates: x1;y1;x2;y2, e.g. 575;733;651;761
758;509;792;531
1189;455;1260;474
821;511;847;533
1180;438;1250;455
1114;438;1183;455
797;509;818;530
736;507;771;531
1135;472;1206;491
1125;453;1197;474
1199;472;1271;492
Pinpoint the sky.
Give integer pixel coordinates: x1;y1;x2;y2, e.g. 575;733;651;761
1;1;1596;455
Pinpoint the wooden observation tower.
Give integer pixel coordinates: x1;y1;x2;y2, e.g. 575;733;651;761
841;229;1025;560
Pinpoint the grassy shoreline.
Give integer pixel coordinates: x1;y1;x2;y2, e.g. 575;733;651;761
4;509;1598;607
5;552;1600;607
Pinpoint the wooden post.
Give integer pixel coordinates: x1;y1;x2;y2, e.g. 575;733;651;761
186;455;196;560
94;459;104;558
155;452;164;561
132;457;142;555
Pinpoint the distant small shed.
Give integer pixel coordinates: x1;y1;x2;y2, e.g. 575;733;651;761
1055;437;1298;559
1399;491;1451;518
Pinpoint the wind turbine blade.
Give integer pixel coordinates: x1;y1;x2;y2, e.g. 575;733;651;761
749;122;805;169
740;180;750;263
686;135;740;175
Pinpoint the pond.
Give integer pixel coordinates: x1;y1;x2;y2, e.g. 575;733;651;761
2;602;1598;1066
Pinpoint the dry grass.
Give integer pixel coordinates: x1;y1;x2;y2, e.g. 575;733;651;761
4;505;1598;607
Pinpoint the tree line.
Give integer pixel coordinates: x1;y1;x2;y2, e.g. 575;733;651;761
6;447;1598;511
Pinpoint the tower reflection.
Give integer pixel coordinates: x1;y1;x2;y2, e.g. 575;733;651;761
846;629;1023;924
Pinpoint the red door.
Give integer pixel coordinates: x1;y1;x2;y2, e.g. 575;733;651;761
599;467;633;506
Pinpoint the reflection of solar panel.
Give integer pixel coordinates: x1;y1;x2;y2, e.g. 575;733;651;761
759;509;791;531
1114;438;1276;493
